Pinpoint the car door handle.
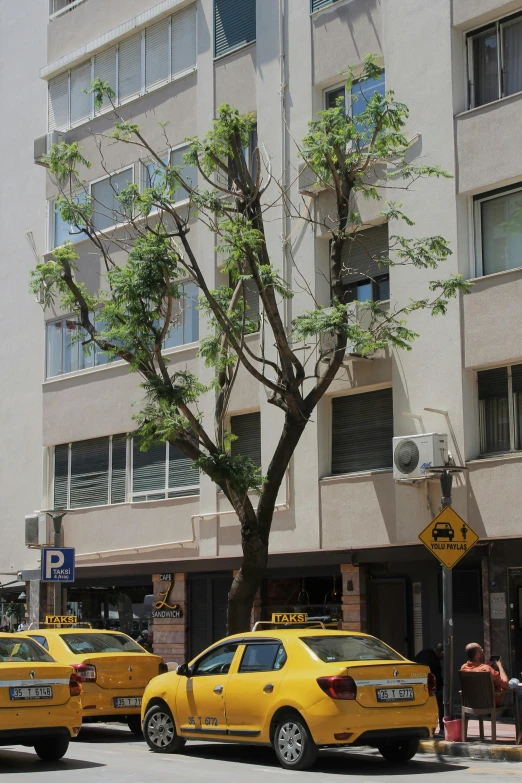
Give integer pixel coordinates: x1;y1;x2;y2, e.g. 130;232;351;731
263;684;274;694
213;685;223;694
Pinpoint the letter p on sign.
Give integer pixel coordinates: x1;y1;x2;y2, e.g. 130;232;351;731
45;550;64;576
41;547;75;583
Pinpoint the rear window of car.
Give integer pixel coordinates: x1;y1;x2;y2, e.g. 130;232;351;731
0;636;54;663
60;633;145;655
302;635;403;662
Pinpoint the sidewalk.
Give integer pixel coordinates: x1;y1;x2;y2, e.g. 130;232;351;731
419;718;522;762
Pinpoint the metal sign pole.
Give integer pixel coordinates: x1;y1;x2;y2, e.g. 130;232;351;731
49;513;66;617
440;470;453;720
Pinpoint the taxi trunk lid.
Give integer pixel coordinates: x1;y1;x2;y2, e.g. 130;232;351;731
348;661;431;708
0;662;73;707
79;654;162;690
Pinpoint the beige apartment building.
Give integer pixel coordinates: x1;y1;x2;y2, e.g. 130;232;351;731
3;0;522;679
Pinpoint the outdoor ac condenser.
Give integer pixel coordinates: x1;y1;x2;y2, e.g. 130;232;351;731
393;433;448;480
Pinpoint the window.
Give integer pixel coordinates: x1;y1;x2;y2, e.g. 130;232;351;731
478;364;522;454
60;633;145;654
91;168;134;233
163;281;199;348
0;637;54;663
475;186;522;276
331;388;393;474
325;72;386;136
50;193;88;250
214;0;256;58
230;412;261;467
227;126;258;189
339;224;390;303
302;635;403;662
132;440;199;502
311;0;341;11
53;435;128;509
45;315;110;378
239;643;287;672
142;146;197;208
48;4;197;131
27;635;49;650
192;642;239;676
468;13;522;109
229;275;260;328
437;570;482;615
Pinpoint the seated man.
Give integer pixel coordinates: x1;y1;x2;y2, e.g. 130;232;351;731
461;642;521;709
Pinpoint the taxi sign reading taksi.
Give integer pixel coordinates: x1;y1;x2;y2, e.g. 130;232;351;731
45;615;78;625
271;613;308;624
418;506;479;569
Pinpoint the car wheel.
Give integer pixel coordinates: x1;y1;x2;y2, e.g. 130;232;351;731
273;713;318;771
143;704;186;754
378;738;419;763
127;715;143;736
34;735;70;761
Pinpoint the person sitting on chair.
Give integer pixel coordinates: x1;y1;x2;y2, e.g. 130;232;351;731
460;643;522;710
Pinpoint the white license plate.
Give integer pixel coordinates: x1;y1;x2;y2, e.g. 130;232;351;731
376;687;415;702
114;697;142;708
10;686;53;700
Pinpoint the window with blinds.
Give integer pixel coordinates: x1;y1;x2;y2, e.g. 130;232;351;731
132;440;199;502
230;412;261;467
478;364;522;454
53;436;128;509
214;0;256;58
311;0;341;12
47;4;197;131
339;224;390;304
228;275;260;329
331;388;393;475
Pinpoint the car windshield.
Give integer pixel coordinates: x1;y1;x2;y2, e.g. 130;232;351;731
0;636;55;663
302;635;403;663
60;633;145;655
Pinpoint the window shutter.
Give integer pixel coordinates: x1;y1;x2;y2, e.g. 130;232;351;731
168;443;199;497
312;0;339;11
94;47;117;113
70;61;92;126
341;224;389;285
171;4;197;76
331;388;393;474
54;444;69;509
48;73;69;131
118;33;142;103
214;0;256;58
512;364;522;393
111;435;127;504
69;437;110;508
231;412;261;466
243;278;260;323
478;367;508;399
145;18;169;91
132;441;166;500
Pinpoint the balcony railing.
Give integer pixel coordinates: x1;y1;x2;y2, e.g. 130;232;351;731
49;0;88;21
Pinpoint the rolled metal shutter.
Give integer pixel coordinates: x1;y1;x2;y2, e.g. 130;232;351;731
478;367;508;399
168;443;199;497
118;33;142;104
94;47;117;113
145;18;169;92
331;388;393;474
214;0;256;58
311;0;339;11
48;72;69;131
231;412;261;466
53;444;69;509
244;279;260;324
110;434;127;504
132;440;166;500
69;437;110;508
341;224;389;285
171;3;197;76
511;364;522;393
70;61;92;127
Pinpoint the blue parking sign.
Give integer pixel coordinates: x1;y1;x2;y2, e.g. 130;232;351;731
41;547;75;583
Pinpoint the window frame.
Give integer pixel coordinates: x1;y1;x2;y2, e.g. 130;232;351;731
130;438;200;503
466;11;522;109
52;435;130;511
140;143;196;212
213;0;256;60
238;642;287;673
45;313;113;379
478;363;522;457
47;191;89;252
162;278;200;352
89;165;135;235
191;642;240;676
324;71;385;119
473;183;522;278
310;0;342;13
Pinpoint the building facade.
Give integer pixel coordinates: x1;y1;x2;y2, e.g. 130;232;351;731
4;0;522;683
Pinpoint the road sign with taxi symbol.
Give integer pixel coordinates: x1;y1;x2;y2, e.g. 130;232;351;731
419;507;479;569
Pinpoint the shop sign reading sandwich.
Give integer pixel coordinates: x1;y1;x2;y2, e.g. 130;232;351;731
152;575;183;619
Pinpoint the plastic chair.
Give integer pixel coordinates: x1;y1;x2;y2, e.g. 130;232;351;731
459;670;521;744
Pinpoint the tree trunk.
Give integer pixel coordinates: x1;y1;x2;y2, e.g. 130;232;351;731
227;536;268;635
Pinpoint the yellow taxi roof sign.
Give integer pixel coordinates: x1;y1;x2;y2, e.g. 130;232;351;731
419;507;479;569
45;615;78;625
271;613;308;624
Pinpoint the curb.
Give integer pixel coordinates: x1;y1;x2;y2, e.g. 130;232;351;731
420;739;522;762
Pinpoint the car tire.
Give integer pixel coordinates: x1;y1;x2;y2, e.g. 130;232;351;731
127;715;143;736
273;713;318;771
34;735;70;761
378;738;419;763
143;704;186;754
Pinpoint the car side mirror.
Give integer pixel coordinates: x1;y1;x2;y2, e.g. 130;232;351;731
176;663;192;677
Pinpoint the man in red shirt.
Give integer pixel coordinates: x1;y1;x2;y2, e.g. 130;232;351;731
460;643;509;706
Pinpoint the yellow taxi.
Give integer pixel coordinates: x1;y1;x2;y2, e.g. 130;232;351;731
141;625;438;770
0;634;82;761
21;628;166;735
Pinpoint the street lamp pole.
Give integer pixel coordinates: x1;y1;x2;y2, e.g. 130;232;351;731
47;512;66;616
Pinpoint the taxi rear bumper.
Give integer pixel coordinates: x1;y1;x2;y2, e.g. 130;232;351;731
0;726;72;746
81;684;144;720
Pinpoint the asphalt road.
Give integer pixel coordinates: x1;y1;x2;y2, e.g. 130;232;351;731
0;725;521;782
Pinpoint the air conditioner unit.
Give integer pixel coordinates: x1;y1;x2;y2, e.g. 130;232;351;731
25;513;47;548
393;433;448;480
319;304;371;361
34;131;64;166
298;162;329;196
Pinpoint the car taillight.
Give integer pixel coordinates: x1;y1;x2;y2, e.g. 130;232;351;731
71;663;97;683
158;661;168;675
316;676;357;700
428;672;437;696
69;673;82;697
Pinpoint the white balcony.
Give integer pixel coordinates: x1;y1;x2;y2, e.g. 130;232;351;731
49;0;88;21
